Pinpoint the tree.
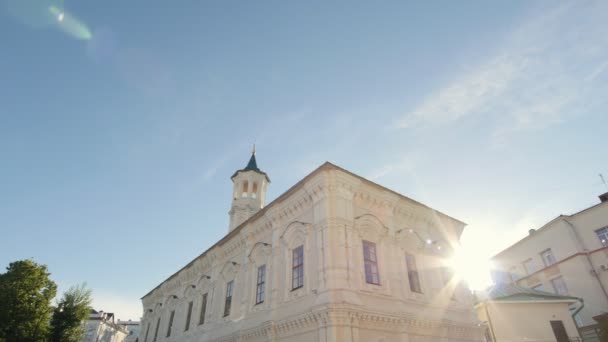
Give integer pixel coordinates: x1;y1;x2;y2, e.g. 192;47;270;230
0;260;57;342
50;284;93;342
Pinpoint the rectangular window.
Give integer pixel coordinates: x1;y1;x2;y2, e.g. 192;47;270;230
405;253;422;293
256;264;266;304
224;280;234;317
363;240;380;285
166;310;175;337
532;283;545;292
292;245;304;290
184;301;193;331
199;293;207;325
541;249;557;267
523;258;537;275
144;322;150;342
551;276;569;295
509;266;520;282
153;317;160;342
596;227;608;247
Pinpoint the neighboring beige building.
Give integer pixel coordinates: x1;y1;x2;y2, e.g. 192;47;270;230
492;193;608;332
476;284;581;342
117;320;141;342
84;310;129;342
140;153;484;342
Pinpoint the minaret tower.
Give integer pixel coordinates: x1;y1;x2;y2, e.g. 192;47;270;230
228;147;270;232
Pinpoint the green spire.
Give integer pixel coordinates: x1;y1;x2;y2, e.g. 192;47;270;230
231;146;271;182
244;152;260;172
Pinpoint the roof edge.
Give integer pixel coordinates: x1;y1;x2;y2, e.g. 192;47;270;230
142;161;465;299
493;201;608;260
142;162;333;299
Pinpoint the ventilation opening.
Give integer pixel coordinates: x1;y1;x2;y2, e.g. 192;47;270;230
242;181;248;198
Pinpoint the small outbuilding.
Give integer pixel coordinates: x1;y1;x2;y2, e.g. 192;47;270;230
475;283;582;342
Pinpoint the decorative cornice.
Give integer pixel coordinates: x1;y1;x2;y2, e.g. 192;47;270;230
197;306;483;341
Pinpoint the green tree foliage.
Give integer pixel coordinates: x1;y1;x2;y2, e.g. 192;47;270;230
50;284;93;342
0;260;58;342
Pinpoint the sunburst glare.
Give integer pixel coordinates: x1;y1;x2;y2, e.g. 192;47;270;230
447;245;493;291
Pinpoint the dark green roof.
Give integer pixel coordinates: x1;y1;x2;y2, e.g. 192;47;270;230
231;153;270;182
244;153;260;172
485;283;579;302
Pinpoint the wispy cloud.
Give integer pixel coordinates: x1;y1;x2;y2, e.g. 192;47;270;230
396;54;521;129
367;154;417;181
395;1;608;142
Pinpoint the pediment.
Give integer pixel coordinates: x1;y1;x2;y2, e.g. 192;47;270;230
280;221;312;247
354;213;388;241
248;241;272;263
220;261;240;280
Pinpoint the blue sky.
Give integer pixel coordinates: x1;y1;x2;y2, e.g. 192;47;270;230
1;0;607;319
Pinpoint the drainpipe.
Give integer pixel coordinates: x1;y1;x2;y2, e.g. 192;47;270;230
562;217;608;303
572;298;584;318
484;303;498;342
571;298;585;338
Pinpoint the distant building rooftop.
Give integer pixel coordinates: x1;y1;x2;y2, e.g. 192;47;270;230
481;283;580;303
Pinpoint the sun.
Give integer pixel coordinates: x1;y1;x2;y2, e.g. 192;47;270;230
446;245;493;291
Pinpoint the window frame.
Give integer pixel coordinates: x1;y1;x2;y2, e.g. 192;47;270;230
532;283;545;292
292;245;304;290
223;280;234;317
509;265;520;282
184;301;193;332
198;293;208;325
143;322;150;342
541;249;557;267
255;264;266;304
166;310;175;337
362;240;381;285
551;276;569;295
405;253;422;293
153;317;160;342
242;181;249;197
522;258;537;275
596;226;608;247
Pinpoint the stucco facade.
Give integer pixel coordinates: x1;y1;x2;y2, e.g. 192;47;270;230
492;195;608;328
84;310;128;342
477;301;580;341
117;320;141;342
140;156;483;342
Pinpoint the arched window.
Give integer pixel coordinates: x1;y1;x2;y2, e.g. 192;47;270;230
242;181;249;197
252;182;258;198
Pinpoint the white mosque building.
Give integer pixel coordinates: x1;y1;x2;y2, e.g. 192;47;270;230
140;152;483;342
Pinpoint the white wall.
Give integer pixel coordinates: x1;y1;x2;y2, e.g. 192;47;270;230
492;201;608;327
140;164;484;341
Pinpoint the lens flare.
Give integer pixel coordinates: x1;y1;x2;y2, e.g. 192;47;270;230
49;6;91;40
447;246;493;291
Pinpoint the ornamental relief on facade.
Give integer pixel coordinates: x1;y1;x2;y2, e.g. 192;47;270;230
248;241;272;264
219;260;240;281
181;283;197;299
354;213;389;242
195;273;213;290
279;220;312;248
